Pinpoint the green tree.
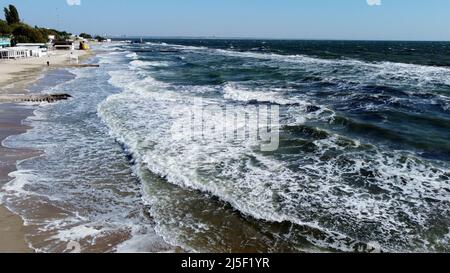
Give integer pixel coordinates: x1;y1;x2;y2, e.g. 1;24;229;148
12;24;46;43
0;19;11;35
95;35;106;42
4;5;20;25
34;27;72;41
2;5;75;44
79;33;92;39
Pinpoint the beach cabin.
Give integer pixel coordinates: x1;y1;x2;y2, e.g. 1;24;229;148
54;41;75;50
16;43;48;57
0;47;30;59
0;36;11;48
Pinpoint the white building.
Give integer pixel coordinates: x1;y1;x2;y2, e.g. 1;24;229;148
0;47;30;59
15;43;48;57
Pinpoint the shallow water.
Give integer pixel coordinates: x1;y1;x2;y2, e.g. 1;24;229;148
2;40;450;253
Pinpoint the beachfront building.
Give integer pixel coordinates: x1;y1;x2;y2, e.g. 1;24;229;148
54;41;75;50
0;47;30;59
0;36;11;48
0;43;49;59
16;43;48;57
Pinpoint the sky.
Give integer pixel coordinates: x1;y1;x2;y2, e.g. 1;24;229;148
1;0;450;41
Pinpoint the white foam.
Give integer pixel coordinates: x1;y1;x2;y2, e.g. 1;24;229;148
223;83;295;105
130;60;172;69
222;82;334;124
115;226;177;253
51;225;103;242
126;52;138;59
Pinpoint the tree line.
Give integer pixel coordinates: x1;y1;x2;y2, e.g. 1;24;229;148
0;4;72;44
0;5;107;45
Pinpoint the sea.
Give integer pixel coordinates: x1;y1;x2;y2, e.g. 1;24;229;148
1;39;450;253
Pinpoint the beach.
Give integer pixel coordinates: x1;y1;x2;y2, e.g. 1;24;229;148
0;49;91;253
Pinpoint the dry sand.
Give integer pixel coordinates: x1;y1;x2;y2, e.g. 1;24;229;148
0;50;91;93
0;49;92;252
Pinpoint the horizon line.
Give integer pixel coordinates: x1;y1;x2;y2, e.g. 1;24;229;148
106;35;450;42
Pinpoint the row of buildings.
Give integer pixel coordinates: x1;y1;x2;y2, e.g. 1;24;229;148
0;35;83;60
0;43;48;59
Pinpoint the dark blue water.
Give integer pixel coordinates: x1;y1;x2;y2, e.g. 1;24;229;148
136;39;450;160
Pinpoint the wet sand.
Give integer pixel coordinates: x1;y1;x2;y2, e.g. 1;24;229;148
0;104;38;253
0;49;94;252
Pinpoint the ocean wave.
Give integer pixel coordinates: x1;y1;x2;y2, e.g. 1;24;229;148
222;82;335;124
5;41;442;253
223;83;298;106
151;42;450;89
100;59;450;252
129;60;173;69
125;52;138;59
1;54;173;253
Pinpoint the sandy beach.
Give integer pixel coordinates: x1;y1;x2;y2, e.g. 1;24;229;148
0;49;92;253
0;50;92;92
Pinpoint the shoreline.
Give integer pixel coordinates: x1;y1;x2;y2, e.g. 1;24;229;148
0;103;38;253
0;49;94;253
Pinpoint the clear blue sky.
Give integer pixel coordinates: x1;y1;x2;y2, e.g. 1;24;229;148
1;0;450;40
